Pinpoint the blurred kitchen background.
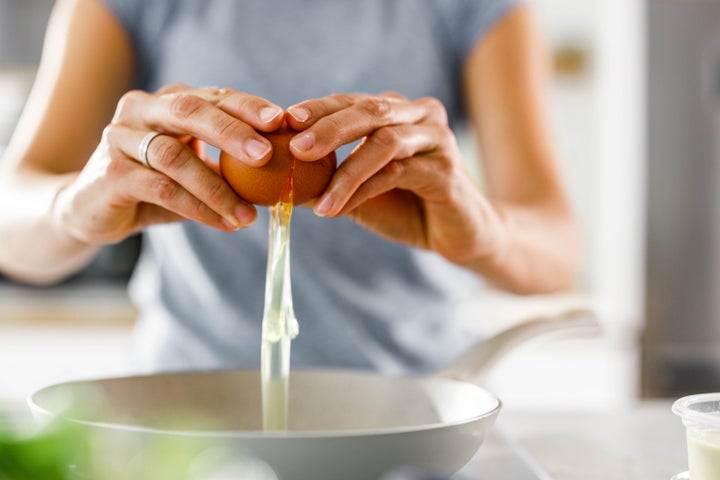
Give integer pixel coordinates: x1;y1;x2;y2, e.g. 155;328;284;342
0;0;717;411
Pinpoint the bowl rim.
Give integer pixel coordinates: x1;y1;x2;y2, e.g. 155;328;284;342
26;369;503;439
672;393;720;429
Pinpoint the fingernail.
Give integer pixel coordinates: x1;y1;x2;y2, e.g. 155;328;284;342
221;217;240;230
235;205;256;225
291;133;314;151
245;138;271;160
288;106;310;122
259;106;282;123
314;195;333;217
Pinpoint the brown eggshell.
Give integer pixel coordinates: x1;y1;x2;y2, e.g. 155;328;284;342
220;126;337;206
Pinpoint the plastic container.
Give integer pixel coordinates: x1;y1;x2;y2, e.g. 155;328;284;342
673;393;720;480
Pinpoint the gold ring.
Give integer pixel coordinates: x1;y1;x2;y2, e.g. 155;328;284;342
138;131;162;169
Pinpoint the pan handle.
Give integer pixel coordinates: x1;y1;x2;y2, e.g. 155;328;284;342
435;308;600;385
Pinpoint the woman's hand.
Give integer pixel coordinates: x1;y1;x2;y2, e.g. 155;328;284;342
279;7;580;294
285;93;505;265
55;84;285;245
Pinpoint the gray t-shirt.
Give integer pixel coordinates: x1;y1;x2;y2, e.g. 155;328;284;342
101;0;521;374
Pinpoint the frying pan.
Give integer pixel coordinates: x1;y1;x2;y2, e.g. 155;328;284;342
28;309;597;480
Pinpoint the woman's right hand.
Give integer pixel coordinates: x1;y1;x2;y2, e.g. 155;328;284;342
54;84;285;245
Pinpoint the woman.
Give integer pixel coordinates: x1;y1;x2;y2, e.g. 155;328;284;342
0;0;579;373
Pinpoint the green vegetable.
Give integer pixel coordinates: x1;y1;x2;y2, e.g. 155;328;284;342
0;420;89;480
0;418;209;480
0;411;251;480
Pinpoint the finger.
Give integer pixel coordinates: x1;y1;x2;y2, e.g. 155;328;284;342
339;150;456;217
286;92;409;127
108;125;257;228
154;83;192;95
336;160;410;216
186;138;220;175
174;136;219;174
133;204;186;230
172;136;220;174
289;91;407;122
313;124;442;217
157;85;285;132
128;167;250;231
113;89;280;166
156;89;275;164
285;93;362;128
379;91;407;100
287;95;433;161
149;83;283;132
193;87;285;132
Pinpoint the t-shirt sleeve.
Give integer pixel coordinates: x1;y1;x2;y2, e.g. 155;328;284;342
98;0;141;41
98;0;158;88
456;0;526;61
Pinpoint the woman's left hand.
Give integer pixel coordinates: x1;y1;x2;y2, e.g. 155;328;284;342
285;93;504;265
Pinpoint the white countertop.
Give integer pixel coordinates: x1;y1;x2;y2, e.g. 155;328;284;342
455;401;688;479
0;282;135;402
498;402;688;480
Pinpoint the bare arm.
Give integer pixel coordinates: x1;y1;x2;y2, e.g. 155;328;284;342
282;7;580;294
0;0;282;285
0;0;133;283
463;6;580;292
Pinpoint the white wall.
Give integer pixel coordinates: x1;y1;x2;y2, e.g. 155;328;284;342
592;0;646;330
528;0;646;329
476;0;648;409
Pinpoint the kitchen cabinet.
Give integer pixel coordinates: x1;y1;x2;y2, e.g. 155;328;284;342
644;0;720;398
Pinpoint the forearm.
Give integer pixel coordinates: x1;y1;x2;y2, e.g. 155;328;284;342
459;196;581;294
0;168;98;285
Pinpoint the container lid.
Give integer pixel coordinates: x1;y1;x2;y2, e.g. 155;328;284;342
673;393;720;429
